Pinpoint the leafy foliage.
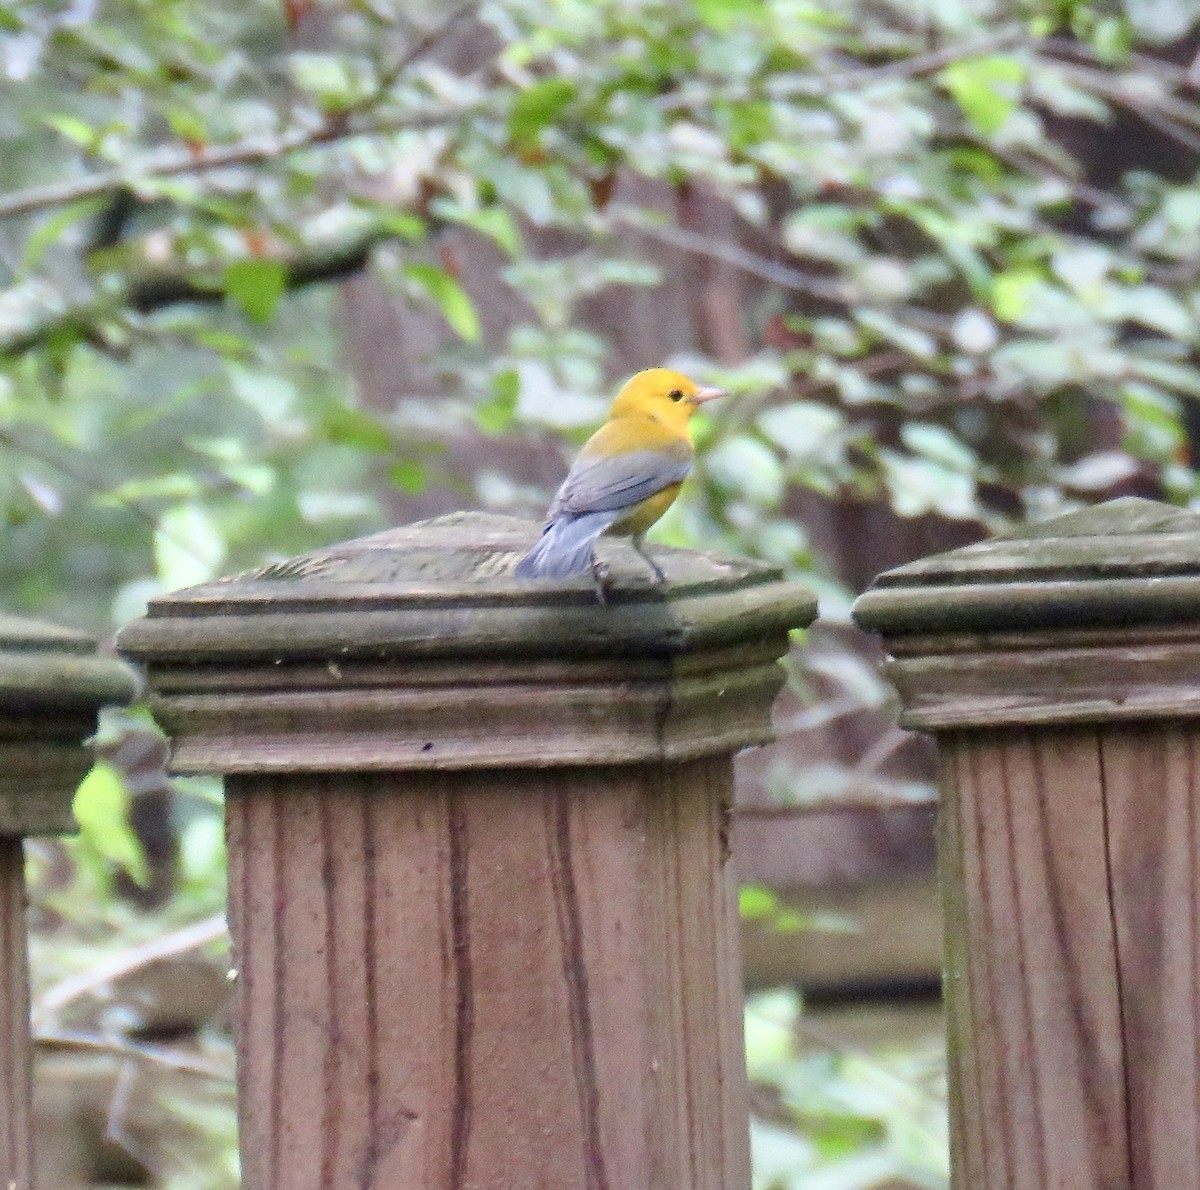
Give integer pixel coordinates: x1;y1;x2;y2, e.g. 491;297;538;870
2;0;1199;628
747;990;947;1189
3;0;1200;1183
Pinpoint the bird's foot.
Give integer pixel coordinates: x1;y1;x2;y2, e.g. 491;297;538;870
632;537;667;584
590;559;611;606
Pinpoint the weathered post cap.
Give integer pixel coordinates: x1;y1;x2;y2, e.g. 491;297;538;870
852;497;1200;729
0;613;138;834
117;512;816;773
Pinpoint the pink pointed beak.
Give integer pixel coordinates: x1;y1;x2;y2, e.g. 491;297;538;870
691;386;727;405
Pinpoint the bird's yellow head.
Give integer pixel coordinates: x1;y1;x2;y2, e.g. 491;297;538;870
608;368;725;433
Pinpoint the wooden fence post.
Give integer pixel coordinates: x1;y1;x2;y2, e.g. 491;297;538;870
851;495;1200;1189
117;511;814;1190
0;614;136;1189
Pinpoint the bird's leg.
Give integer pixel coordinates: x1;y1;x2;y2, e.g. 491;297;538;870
590;555;611;605
631;534;667;584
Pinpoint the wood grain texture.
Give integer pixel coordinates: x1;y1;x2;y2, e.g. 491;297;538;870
0;839;34;1189
225;760;750;1190
1097;726;1200;1188
942;723;1200;1189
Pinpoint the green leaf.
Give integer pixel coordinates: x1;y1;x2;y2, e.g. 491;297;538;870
708;435;784;505
180;814;225;887
43;114;96;147
224;259;288;323
991;268;1042;321
389;460;427;494
433;202;523;258
22;196;107;273
739;884;777;919
759;403;845;456
940;54;1026;134
793;1110;887;1158
509;78;576;143
378;211;426;242
475;369;520;434
73;762;148;885
403;263;481;341
1129;358;1200;398
193;328;253;357
164;104;209;145
695;0;766;31
901;423;977;472
724;100;773;150
744;989;799;1071
352;199;426;242
155;502;226;590
772;909;815;934
320;404;392;452
289;52;363;111
1091;16;1133;62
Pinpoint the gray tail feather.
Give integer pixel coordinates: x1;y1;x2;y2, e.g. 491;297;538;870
514;511;619;579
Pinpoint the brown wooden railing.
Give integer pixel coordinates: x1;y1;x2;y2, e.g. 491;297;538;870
8;495;1198;1188
854;495;1200;1189
0;615;134;1189
116;511;815;1190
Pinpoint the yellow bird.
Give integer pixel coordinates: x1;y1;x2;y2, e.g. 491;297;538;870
514;368;724;592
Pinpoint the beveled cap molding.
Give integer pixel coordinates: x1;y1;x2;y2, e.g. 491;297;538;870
853;498;1200;729
0;614;138;834
854;498;1200;637
118;513;816;773
0;614;138;710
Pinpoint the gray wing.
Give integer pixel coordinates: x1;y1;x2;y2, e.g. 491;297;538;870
548;447;692;519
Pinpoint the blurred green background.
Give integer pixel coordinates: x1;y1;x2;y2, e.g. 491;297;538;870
5;0;1200;1184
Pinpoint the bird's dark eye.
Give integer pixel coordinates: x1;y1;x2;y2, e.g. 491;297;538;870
668;389;684;402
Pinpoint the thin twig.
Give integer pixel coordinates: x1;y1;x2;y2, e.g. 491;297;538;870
776;26;1030;97
658;27;1029;111
848;725;911;781
36;1028;234;1082
0;105;477;225
614;209;954;334
989;143;1132;216
104;1060;147;1169
611;208;851;302
1128;100;1200;153
1043;36;1197;91
734;787;938;816
364;0;481;107
0;426;214;566
1052;59;1200;131
789;1015;947;1104
776;696;869;734
32;912;228;1028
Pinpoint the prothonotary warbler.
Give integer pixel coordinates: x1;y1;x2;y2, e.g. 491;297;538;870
515;368;725;596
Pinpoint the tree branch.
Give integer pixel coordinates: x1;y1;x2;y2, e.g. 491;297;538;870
611;207;954;335
777;25;1031;98
36;1028;234;1083
32;912;228;1030
0;0;487;226
657;26;1030;112
0;224;393;358
0;106;477;225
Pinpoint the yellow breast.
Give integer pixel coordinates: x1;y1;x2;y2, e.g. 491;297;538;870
606;484;683;538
